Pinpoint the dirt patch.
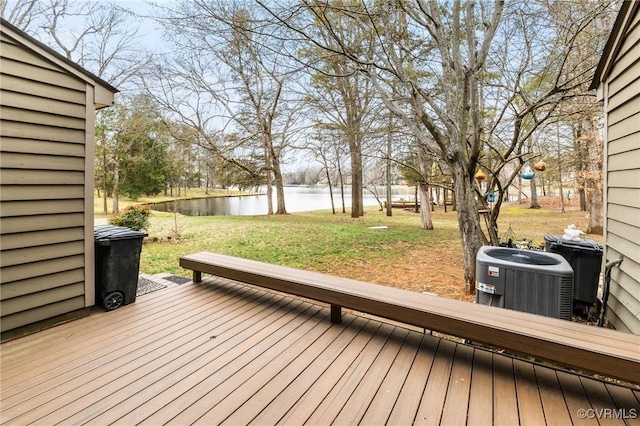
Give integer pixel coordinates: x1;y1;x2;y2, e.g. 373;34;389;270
320;245;473;303
320;196;597;304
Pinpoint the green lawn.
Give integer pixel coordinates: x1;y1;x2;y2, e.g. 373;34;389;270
137;199;601;281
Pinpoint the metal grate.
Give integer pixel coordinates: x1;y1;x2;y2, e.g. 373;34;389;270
484;248;560;265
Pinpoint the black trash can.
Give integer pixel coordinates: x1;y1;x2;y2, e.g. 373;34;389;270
94;225;147;311
544;235;603;307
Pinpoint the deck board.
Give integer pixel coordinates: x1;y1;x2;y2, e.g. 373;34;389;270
385;334;439;425
226;315;367;425
513;359;546;426
467;348;494;425
272;320;383;425
414;338;457;425
303;323;396;424
108;298;308;425
493;352;519;426
146;304;324;425
556;371;599;426
439;342;473;425
78;293;296;425
331;327;409;425
579;378;628;426
358;331;423;425
2;276;639;426
536;365;573;426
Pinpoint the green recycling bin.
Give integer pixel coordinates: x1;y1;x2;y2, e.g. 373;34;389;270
94;225;147;311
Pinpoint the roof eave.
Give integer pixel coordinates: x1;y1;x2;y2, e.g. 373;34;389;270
0;17;120;96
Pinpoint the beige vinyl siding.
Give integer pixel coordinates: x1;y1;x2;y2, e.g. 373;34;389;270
0;152;85;170
1;228;86;250
607;188;640;208
2;91;85;117
0;137;86;157
607;132;640;155
607;110;640;141
0;33;89;333
0;199;85;217
607;78;640;111
606;12;640;83
1;243;86;281
0;269;85;299
0;298;87;334
605;253;640;335
1;256;85;287
1;169;85;185
603;9;640;334
0;213;85;234
1;105;87;129
0;73;87;104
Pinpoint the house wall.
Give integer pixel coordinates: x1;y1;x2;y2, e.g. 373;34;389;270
0;31;92;333
602;10;640;334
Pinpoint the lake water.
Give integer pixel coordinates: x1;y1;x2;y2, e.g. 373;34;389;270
150;186;416;216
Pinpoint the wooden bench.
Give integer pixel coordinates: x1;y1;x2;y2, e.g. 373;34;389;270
180;251;640;385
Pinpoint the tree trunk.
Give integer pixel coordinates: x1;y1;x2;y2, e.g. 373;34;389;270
348;132;364;218
112;163;120;214
326;168;336;214
529;173;541;209
386;129;392;217
337;156;346;214
102;149;108;214
431;187;435;212
266;178;273;215
417;146;433;229
419;182;434;230
350;159;363;217
451;165;483;294
265;143;274;215
517;174;523;203
444;188;448;212
451;189;456;212
272;152;287;215
587;185;603;234
585;115;604;234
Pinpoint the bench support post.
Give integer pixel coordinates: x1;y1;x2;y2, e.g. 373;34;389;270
331;305;342;323
193;271;202;283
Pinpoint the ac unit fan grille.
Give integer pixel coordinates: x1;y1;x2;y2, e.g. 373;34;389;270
484;248;560;266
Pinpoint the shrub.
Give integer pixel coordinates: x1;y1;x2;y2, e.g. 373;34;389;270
109;205;151;231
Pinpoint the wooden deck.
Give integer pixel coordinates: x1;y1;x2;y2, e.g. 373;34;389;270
1;275;639;425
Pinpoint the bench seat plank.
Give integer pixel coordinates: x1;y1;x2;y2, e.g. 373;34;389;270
179;251;640;384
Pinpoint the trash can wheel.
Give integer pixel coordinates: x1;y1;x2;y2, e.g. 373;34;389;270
103;291;124;311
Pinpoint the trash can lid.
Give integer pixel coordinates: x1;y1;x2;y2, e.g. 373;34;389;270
544;234;603;252
94;225;148;243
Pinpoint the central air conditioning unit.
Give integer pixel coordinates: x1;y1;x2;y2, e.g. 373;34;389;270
476;246;574;320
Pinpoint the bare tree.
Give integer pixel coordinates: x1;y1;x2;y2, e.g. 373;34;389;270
299;6;381;218
150;0;301;214
253;0;500;291
1;0;52;32
3;0;151;89
257;1;612;293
